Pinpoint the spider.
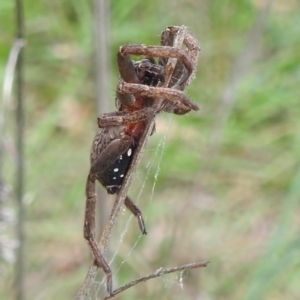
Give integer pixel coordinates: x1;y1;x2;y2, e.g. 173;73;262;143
84;26;200;295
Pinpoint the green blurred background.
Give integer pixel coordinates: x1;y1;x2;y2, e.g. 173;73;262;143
1;0;300;299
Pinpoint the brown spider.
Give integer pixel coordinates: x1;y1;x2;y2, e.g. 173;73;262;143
84;26;200;295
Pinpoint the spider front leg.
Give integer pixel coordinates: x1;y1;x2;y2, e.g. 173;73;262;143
119;44;194;79
118;81;199;112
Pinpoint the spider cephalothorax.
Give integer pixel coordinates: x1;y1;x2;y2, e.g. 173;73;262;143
84;25;200;295
133;58;165;86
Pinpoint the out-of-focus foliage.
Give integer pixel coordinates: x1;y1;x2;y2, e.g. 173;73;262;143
1;0;300;299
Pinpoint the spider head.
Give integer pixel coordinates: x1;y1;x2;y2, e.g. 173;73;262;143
133;59;165;86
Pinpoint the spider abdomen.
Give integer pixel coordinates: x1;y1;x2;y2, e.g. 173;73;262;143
104;143;137;194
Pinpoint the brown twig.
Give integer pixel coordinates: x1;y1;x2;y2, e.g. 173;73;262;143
103;261;210;299
14;0;26;299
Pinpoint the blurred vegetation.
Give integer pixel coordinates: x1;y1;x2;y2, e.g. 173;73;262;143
1;0;300;299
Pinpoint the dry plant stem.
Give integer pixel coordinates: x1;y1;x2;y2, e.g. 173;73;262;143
0;39;25;165
75;26;196;300
74;266;98;300
103;261;210;300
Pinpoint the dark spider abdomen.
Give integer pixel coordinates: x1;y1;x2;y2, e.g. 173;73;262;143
104;141;138;194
